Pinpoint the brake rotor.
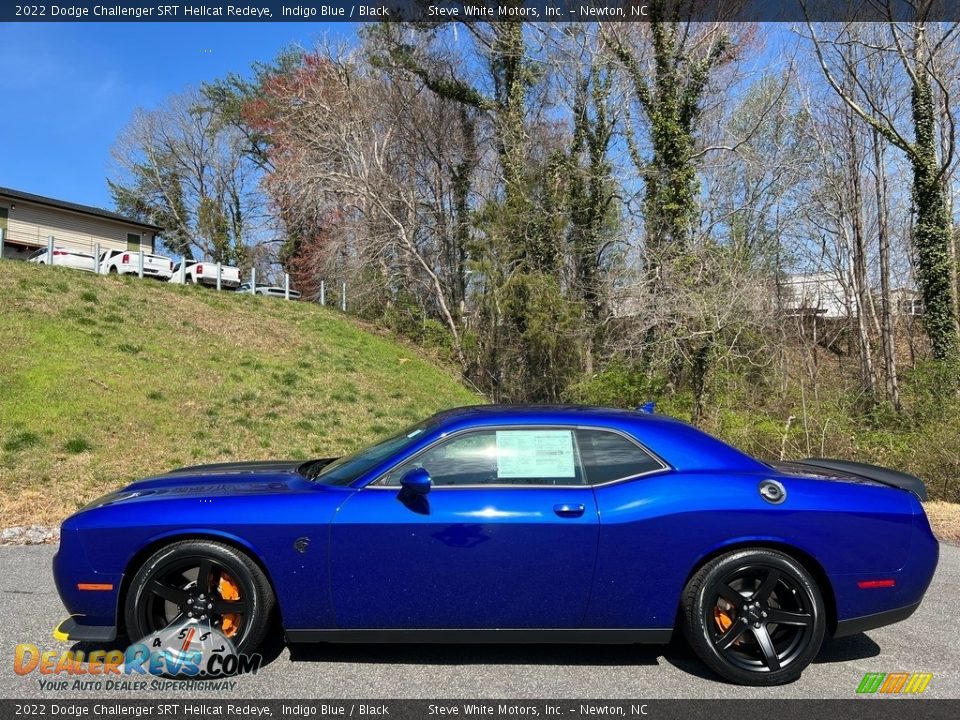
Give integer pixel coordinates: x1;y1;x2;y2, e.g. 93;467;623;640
217;572;241;638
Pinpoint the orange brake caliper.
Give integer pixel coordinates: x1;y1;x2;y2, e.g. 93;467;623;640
714;600;735;633
217;572;241;638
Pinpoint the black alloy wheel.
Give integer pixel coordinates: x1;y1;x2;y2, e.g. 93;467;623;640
124;540;274;658
681;549;826;685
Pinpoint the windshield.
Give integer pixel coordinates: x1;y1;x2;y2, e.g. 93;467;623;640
307;419;434;485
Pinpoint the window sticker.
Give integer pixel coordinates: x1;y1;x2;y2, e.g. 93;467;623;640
496;430;575;478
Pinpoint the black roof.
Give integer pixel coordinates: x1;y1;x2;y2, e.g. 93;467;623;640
0;186;163;232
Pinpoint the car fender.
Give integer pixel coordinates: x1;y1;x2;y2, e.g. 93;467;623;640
112;527;275;626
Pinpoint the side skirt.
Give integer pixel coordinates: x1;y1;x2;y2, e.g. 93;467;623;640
285;628;673;645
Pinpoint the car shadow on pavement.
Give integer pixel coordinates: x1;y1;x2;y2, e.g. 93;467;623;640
813;633;882;663
65;629;880;683
281;632;881;681
286;641;662;668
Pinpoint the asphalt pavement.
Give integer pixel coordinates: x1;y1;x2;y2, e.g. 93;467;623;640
1;544;957;699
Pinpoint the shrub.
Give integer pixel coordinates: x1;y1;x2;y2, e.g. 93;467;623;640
64;437;93;454
2;431;42;453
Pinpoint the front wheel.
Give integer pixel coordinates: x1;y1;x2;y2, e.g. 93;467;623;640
124;540;274;660
681;549;826;685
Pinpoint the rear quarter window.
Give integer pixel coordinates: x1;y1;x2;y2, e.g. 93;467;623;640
576;429;664;485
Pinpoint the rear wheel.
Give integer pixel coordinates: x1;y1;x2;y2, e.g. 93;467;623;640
124;540;274;659
681;549;825;685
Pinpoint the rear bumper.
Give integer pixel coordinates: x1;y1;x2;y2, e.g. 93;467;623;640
53;616;118;643
119;266;172;280
198;277;241;288
833;600;921;638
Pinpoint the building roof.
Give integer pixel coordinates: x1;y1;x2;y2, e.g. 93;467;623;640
0;186;163;232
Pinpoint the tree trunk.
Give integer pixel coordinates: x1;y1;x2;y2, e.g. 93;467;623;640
911;26;959;362
844;108;877;403
872;127;902;410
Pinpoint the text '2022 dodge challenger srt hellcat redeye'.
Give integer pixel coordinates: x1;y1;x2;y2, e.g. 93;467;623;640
53;405;938;685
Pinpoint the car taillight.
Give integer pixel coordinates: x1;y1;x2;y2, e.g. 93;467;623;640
122;254;130;264
196;264;204;274
53;250;68;256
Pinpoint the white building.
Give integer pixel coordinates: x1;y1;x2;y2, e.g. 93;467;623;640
779;272;849;319
0;186;162;262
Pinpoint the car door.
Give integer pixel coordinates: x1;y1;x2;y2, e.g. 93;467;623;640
329;426;599;630
577;428;677;629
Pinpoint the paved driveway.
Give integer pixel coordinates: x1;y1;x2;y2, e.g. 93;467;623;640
1;544;957;699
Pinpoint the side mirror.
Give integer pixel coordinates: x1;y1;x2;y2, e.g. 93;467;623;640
400;467;431;496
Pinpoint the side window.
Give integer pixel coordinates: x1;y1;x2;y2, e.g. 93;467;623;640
575;429;664;485
382;431;498;487
381;428;585;487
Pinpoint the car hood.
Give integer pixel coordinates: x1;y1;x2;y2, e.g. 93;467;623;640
162;459;308;477
80;458;338;510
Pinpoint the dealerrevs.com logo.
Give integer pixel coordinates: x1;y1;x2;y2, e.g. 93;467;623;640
856;673;933;695
15;621;261;690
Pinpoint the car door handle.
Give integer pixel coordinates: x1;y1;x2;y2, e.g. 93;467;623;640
553;503;586;518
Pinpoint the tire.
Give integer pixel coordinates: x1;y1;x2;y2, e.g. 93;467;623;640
124;540;275;660
680;549;826;686
109;266;118;275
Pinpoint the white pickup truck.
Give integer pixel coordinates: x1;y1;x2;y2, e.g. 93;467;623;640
100;249;174;280
169;260;241;289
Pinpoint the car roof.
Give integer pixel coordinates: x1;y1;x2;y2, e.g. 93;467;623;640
425;405;767;474
431;404;668;425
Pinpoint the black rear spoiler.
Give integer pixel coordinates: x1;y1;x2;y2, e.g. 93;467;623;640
794;458;927;501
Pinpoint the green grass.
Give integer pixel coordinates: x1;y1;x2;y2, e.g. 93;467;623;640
0;261;480;525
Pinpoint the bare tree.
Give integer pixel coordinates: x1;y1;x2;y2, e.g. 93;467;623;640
109;89;268;266
259;52;468;365
804;9;960;364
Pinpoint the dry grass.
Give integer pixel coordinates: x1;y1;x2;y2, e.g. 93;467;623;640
924;501;960;544
0;261;480;526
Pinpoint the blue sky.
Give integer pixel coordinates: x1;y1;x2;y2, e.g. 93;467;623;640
0;22;353;209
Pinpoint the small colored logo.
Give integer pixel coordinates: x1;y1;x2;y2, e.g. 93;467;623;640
856;672;932;695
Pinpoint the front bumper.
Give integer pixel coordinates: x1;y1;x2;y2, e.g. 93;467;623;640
52;527;122;632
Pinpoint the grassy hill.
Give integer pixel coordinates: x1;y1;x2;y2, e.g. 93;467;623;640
0;260;480;526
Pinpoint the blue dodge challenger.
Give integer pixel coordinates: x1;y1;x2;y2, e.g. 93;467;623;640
53;405;938;685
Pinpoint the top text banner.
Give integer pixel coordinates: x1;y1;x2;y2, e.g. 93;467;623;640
4;1;960;23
